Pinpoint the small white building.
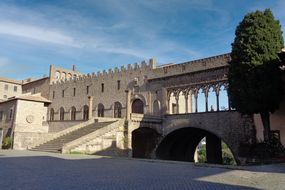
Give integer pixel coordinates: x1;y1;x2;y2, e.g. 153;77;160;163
0;93;51;149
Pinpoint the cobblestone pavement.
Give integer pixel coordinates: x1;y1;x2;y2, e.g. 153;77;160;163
0;150;284;190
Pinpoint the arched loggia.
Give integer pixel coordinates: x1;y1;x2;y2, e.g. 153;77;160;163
156;127;237;164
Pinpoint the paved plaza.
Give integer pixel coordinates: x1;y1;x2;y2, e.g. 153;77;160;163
0;150;284;190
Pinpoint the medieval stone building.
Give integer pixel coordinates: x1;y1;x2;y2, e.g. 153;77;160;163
0;52;284;165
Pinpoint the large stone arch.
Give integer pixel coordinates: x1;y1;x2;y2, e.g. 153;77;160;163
132;127;161;158
161;112;255;165
156;126;236;164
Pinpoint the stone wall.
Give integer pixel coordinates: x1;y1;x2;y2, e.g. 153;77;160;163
161;111;255;164
47;54;230;124
0;80;22;102
0;100;16;138
13;132;54;150
48;120;85;132
64;120;126;156
22;77;50;99
13;100;49;133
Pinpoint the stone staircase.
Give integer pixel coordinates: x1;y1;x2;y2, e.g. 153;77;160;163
30;121;114;153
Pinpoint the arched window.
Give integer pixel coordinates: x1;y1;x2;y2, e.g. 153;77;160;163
50;108;54;121
59;107;65;121
169;92;176;114
132;99;144;114
83;105;89;120
71;107;76;120
67;73;72;80
55;71;60;80
153;100;161;115
197;88;206;112
219;85;229;111
114;102;122;118
61;72;66;80
208;87;217;112
98;103;104;117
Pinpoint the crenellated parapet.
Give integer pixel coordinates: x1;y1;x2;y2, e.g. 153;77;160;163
51;58;157;87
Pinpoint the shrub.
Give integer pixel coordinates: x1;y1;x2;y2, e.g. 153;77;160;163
2;137;12;149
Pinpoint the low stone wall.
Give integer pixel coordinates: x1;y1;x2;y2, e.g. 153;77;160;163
64;120;127;156
13;132;54;150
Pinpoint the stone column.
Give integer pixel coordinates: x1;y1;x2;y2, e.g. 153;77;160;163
162;88;168;114
175;95;179;114
216;87;220;111
125;90;131;120
206;134;222;164
184;92;189;113
205;88;209;112
195;93;198;113
227;90;231;111
167;97;170;114
88;96;93;120
188;91;192;113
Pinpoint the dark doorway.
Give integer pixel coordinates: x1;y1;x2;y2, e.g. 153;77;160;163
132;127;161;158
83;105;89;120
132;99;144;114
98;103;104;117
114;102;122;118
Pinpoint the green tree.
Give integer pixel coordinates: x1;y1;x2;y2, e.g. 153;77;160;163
229;9;284;142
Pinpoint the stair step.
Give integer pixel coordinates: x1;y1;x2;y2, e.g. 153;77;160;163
31;121;115;153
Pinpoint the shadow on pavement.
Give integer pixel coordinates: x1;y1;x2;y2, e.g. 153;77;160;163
0;155;261;190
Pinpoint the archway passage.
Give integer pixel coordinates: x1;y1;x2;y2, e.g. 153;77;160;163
156;128;234;164
98;103;104;117
114;102;122;118
83;105;89;120
132;127;161;158
132;99;144;114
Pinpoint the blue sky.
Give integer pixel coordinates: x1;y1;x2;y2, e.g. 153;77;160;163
0;0;284;80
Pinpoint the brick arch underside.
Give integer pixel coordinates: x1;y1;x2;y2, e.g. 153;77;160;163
156;127;239;164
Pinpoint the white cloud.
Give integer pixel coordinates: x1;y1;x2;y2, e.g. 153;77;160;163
0;21;80;47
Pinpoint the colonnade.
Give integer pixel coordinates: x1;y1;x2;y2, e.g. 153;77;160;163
167;83;230;114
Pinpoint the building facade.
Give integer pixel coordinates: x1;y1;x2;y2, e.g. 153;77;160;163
0;53;284;164
0;77;22;102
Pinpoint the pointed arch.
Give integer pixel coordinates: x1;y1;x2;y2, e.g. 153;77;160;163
50;108;54;121
98;103;104;117
132;99;144;114
153;100;161;115
114;102;122;118
59;107;65;121
83;105;89;120
71;106;76;120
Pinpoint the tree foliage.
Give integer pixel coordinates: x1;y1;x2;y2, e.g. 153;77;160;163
229;9;284;141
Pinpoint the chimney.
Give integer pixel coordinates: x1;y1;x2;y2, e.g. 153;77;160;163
72;65;77;71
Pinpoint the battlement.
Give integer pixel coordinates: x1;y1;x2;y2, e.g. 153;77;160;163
159;53;230;69
51;58;157;86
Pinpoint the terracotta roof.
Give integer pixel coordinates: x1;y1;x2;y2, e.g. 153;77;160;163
17;95;51;103
0;94;51;104
0;77;22;85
